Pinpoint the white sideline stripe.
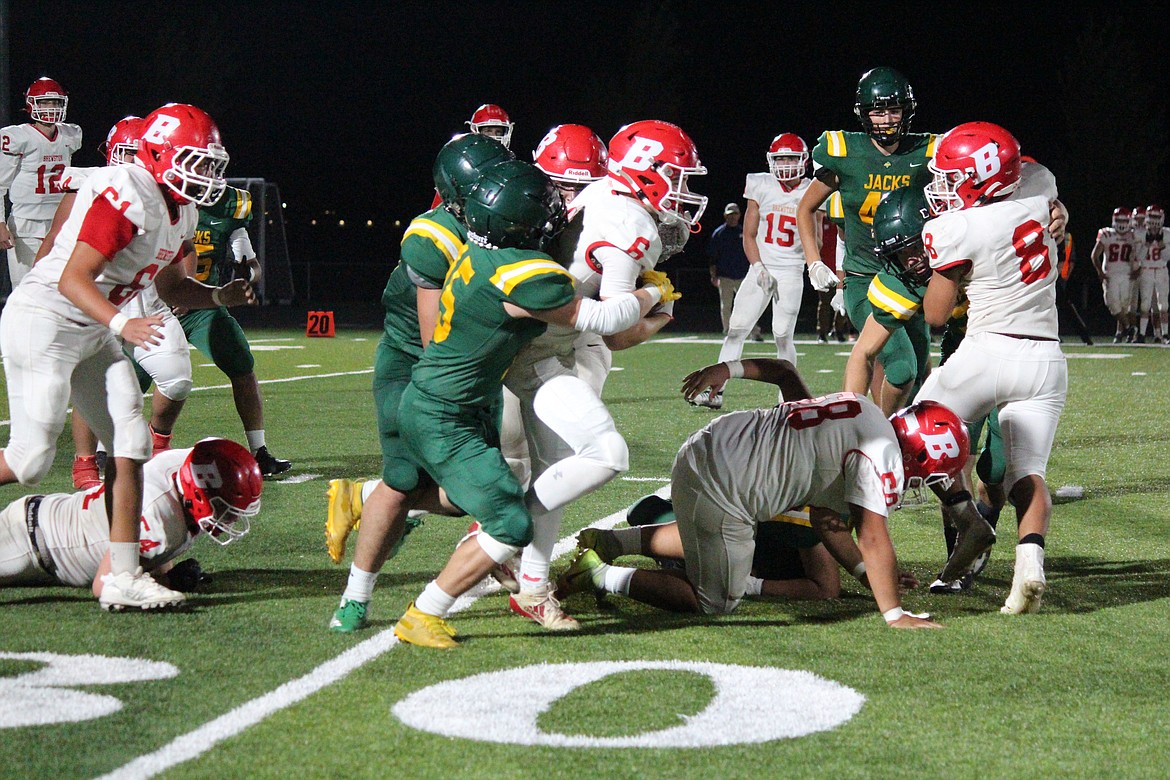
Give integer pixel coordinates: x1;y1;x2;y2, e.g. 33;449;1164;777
98;506;632;780
621;476;670;483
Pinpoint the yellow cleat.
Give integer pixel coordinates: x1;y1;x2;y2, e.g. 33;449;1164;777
326;478;365;564
393;602;459;649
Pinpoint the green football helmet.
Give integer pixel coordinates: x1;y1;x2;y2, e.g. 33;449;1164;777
854;67;917;147
432;133;514;217
462;159;565;251
872;186;932;286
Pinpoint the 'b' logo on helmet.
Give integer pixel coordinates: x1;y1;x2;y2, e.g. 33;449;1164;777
192;462;223;489
921;430;960;460
970;142;1001;181
615;137;664;171
142;115;181;144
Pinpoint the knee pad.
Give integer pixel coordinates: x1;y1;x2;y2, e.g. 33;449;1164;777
4;442;53;486
476;529;521;564
533;375;628;472
155;376;193;402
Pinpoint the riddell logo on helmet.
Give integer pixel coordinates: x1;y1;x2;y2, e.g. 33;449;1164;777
971;143;1001;180
614;137;665;171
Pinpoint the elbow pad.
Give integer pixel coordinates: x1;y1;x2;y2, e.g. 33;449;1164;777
573;293;641;335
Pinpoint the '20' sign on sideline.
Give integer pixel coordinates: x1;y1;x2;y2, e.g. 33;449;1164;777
393;661;865;748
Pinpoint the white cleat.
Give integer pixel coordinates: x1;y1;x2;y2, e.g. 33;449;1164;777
509;584;579;631
99;568;186;612
1000;543;1046;615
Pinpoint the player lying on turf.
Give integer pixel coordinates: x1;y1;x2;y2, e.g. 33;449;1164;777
559;358;966;629
0;438;261;609
591;493;919;601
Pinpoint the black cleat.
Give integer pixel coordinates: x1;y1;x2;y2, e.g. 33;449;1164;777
254;446;292;477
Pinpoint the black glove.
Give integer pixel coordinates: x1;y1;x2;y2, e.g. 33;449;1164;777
166;558;212;592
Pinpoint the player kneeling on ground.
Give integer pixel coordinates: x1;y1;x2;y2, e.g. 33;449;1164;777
0;438;261;610
560;358;966;629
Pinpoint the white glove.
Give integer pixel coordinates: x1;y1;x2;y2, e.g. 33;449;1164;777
808;260;839;292
830;288;846;316
751;263;777;296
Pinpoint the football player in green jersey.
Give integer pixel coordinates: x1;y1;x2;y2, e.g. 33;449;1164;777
392;159;669;649
177;185;290;476
797;67;937;409
327;133;513;634
842;185;932;415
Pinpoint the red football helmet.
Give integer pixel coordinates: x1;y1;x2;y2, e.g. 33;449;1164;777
889;400;969;490
1112;207;1133;233
25;77;68;124
925;121;1021;216
467;103;514;148
1132;206;1147;228
101;116;144;166
607;120;708;226
135;103;229;206
766;133;809;183
533;124;608;190
178;438;263;545
1146;205;1165;233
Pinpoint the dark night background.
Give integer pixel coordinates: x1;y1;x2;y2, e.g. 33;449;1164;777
5;1;1167;330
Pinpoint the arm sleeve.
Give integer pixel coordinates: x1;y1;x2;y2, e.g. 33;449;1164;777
573;293;643;335
594;244;644;298
406;263;442;290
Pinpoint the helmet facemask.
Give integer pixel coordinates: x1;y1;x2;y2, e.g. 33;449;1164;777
161;144;230;206
654;161;708;227
198;495;260;545
767;152;807;183
924;162;966;216
30;96;68;124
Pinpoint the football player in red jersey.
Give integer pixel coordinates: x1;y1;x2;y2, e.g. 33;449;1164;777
466;103;514;148
919;122;1067;615
0;78;83;290
561;358;961;630
0;439;260;603
0;103;254;611
1091;207;1141;343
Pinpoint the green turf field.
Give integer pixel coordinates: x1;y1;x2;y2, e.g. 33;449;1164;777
2;329;1168;779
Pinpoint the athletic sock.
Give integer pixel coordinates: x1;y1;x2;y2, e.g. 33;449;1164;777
611;526;644;557
1019;533;1045;549
341;565;378;603
602;564;635;595
414;581;456;617
245;430;266;452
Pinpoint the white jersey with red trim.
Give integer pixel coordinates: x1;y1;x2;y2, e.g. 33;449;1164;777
744;173;811;268
18;163;196;322
1094;228;1138;274
676;392;904;524
0;122;83;224
560;176;663;300
7;449;195;587
925;192;1060;340
1138;228;1168;270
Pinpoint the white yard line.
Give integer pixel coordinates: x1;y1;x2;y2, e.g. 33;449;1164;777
97;507;631;780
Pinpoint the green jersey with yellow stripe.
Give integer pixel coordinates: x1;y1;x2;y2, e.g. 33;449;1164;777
811;130;936;276
410;244;575;408
382;206;467;356
867;270;924;331
193;186;253;284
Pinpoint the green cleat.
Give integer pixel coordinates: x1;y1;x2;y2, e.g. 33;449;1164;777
557;548;606;597
394;602;459;649
576;527;623;564
329;598;369;633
